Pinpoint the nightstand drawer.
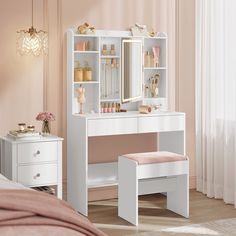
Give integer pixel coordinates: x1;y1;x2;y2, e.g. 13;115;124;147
17;142;58;164
18;163;57;186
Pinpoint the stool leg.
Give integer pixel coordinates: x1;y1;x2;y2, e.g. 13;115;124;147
118;157;138;225
167;174;189;218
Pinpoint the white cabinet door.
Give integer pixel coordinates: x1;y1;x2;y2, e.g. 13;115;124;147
88;118;138;136
138;115;185;133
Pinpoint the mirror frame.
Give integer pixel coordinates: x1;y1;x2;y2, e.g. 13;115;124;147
121;39;143;103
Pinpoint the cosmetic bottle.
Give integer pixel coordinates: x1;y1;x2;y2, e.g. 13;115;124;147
108;103;112;113
83;61;92;81
116;103;120;112
144;51;151;67
102;44;108;55
100;103;104;113
74;61;83;82
152;46;160;67
104;103;108;113
112;103;116;113
110;44;116;55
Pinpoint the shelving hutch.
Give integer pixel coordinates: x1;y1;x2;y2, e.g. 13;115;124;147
67;29;170;215
67;29;168;115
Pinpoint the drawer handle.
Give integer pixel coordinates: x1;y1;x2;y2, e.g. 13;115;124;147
33;173;41;179
34;150;41;157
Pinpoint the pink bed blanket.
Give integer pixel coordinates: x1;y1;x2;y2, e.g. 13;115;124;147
0;189;106;236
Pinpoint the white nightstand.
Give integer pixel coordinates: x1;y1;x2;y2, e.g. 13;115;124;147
0;135;63;199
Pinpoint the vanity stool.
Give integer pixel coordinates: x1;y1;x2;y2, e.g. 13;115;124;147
118;151;189;225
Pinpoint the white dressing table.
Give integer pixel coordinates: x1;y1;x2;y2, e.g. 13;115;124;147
67;111;185;216
67;29;185;216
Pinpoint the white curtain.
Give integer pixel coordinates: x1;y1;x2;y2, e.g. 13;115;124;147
196;0;236;207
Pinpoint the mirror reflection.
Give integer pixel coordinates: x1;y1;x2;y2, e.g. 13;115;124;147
121;39;143;103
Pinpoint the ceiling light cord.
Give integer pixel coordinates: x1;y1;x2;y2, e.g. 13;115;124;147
32;0;34;27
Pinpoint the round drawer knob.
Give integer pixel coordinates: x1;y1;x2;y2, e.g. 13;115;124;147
33;173;41;179
34;150;40;157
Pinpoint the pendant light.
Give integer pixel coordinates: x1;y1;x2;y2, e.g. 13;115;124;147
16;0;48;56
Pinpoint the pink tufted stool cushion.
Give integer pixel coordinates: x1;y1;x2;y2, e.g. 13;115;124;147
123;151;187;165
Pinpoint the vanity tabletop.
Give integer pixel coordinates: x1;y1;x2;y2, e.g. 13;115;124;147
74;111;185;120
0;135;63;144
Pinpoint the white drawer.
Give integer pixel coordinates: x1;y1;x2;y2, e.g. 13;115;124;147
138;115;185;133
88;118;138;136
17;142;58;164
18;163;57;186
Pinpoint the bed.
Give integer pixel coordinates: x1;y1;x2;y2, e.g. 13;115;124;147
0;174;106;236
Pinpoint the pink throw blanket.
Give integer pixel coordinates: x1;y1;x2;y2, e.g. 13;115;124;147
0;189;106;236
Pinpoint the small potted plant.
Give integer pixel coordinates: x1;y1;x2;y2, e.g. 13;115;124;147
36;112;55;135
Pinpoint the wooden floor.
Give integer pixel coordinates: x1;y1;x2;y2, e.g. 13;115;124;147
88;190;236;236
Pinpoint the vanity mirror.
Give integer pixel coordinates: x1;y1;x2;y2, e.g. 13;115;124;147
121;39;143;103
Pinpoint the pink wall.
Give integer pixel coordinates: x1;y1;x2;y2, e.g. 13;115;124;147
0;0;196;198
0;0;44;133
176;0;196;184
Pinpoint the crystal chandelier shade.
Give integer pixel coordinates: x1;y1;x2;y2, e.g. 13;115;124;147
17;0;48;56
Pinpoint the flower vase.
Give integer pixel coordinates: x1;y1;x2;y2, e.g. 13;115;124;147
42;121;50;135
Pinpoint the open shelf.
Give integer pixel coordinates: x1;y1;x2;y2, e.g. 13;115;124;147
68;28;168;114
74;81;99;84
100;98;120;102
74;50;99;54
144;67;166;70
88;179;118;188
143;97;166;100
88;162;118;189
100;55;120;59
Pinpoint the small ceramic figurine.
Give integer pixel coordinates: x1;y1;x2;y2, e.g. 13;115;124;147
77;85;86;114
149;74;160;97
77;22;95;35
131;23;148;36
148;28;157;37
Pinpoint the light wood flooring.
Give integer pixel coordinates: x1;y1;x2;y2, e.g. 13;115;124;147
88;190;236;236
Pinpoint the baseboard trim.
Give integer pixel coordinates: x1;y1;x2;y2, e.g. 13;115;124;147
189;175;196;189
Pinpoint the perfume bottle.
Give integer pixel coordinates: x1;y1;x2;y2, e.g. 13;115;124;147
144;51;151;67
112;103;116;113
102;44;108;55
110;44;116;55
103;103;107;113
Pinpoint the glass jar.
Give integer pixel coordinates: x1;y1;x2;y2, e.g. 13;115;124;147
18;123;26;132
83;66;92;81
74;62;83;82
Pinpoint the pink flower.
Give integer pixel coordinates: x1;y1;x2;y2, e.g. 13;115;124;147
36;112;56;122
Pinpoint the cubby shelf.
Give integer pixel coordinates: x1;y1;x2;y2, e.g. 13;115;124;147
143;97;166;100
100;98;120;102
74;81;99;84
100;55;120;59
74;50;99;54
68;29;168;115
88;180;118;188
144;67;166;70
